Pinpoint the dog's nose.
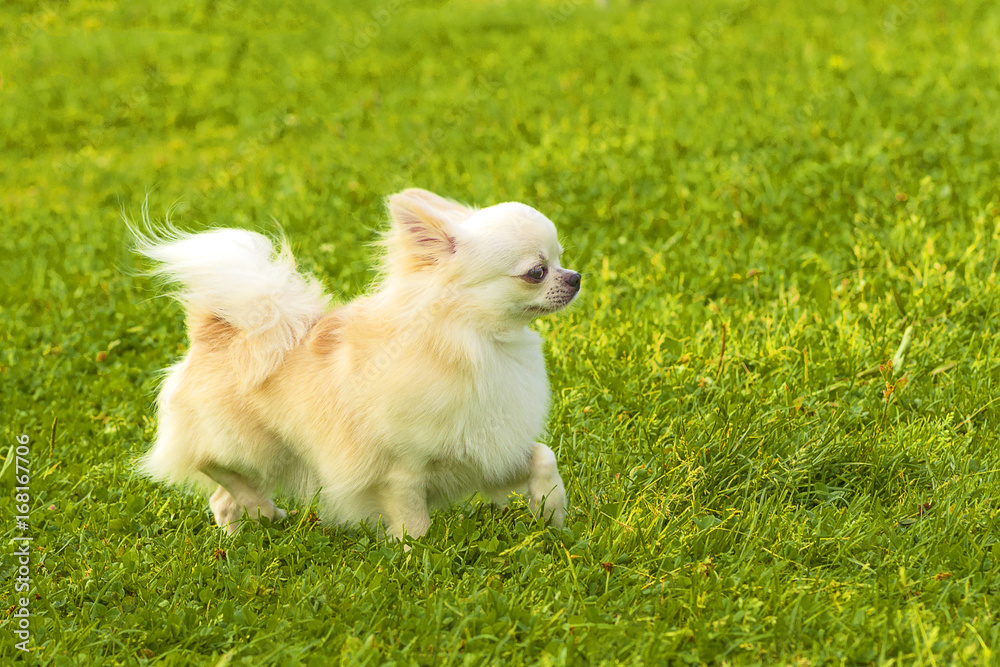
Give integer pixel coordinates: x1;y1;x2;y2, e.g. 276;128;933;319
565;272;581;289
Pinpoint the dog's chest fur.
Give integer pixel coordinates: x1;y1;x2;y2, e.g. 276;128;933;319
385;327;549;486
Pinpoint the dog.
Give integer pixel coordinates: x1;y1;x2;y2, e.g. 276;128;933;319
133;188;581;540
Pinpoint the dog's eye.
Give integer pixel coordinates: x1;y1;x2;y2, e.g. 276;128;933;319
523;266;547;283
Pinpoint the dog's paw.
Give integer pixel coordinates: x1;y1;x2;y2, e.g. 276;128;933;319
221;519;243;535
529;488;566;528
528;473;566;527
210;487;243;534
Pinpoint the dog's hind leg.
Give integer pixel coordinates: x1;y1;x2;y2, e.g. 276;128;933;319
202;464;287;535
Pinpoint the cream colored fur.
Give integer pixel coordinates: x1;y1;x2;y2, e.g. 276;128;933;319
134;189;580;540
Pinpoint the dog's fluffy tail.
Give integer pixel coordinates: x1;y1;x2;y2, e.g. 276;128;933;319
132;220;329;388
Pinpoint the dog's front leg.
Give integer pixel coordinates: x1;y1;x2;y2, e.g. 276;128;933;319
527;443;566;527
487;443;567;527
381;469;431;543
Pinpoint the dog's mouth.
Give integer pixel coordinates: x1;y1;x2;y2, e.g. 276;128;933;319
524;295;578;316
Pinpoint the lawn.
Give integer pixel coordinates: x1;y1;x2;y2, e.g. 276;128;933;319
2;0;1000;664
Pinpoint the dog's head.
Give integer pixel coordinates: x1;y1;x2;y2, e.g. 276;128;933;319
383;188;581;328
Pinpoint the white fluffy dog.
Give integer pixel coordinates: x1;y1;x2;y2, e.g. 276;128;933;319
134;189;581;540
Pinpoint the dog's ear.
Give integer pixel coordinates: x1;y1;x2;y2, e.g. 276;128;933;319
400;188;476;223
387;190;457;270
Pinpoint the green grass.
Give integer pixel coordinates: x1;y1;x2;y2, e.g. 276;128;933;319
3;0;1000;664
